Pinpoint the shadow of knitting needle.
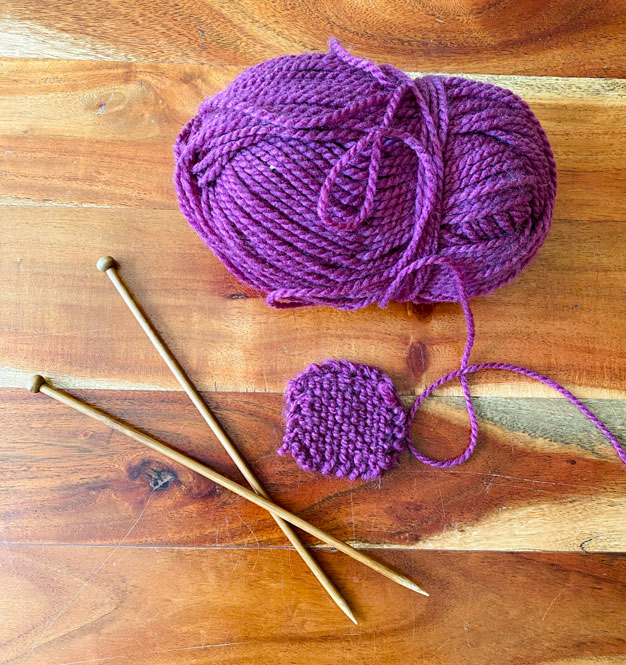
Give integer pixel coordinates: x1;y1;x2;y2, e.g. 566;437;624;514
28;375;429;599
95;255;356;623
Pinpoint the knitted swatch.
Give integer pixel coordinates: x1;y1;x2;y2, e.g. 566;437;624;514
279;360;407;480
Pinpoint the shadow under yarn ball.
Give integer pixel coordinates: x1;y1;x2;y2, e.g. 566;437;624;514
174;39;556;311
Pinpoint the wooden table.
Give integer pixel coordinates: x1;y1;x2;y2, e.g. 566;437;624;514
1;3;626;663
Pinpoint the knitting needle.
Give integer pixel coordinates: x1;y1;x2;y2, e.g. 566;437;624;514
28;376;428;597
95;256;357;624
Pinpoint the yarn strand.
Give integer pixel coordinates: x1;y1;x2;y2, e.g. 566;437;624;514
407;263;626;467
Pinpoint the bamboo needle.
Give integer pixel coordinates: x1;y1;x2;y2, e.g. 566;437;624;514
96;255;357;624
28;376;428;597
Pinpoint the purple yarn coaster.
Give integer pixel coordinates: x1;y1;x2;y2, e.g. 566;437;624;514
278;359;407;480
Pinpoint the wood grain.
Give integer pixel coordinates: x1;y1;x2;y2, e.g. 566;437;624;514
1;60;625;221
1;0;625;76
2;207;626;397
2;389;625;551
2;545;625;664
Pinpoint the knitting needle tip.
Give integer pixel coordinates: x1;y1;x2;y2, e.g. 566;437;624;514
338;600;358;625
405;580;430;597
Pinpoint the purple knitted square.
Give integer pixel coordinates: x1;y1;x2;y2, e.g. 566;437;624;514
278;360;407;480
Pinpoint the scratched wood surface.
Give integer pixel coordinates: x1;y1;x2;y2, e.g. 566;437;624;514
1;0;626;76
1;2;626;663
2;548;626;665
2;390;626;551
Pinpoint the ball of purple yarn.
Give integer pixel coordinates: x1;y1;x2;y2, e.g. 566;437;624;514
279;359;407;480
174;40;556;310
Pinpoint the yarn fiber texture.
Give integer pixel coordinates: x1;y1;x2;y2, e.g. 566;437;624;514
279;360;407;480
174;39;556;311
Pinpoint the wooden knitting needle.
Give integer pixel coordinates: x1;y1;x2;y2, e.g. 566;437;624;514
28;376;428;597
95;256;357;624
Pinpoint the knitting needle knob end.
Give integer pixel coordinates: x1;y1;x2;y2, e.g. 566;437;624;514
28;374;46;394
97;256;117;273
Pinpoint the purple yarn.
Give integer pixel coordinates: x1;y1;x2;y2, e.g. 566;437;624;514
174;39;556;310
279;268;626;477
279;360;407;480
175;41;625;476
403;260;626;468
